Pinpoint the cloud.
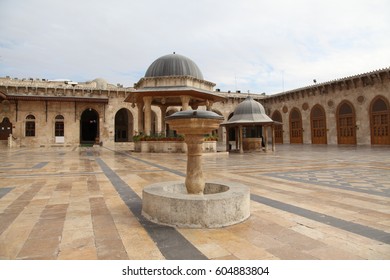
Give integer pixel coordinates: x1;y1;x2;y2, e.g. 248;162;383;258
1;0;389;94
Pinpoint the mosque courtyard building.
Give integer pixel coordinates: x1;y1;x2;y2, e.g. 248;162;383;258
0;54;389;148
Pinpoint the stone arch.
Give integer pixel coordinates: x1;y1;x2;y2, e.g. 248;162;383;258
165;109;179;136
80;108;99;144
310;104;327;144
336;100;356;144
211;109;224;140
289;107;303;144
271;110;283;144
151;110;157;135
227;112;236;142
370;95;390;145
115;108;134;142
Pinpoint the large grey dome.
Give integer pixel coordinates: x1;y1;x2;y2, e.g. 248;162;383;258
145;53;204;80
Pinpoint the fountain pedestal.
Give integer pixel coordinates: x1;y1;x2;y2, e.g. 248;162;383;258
185;134;205;194
141;110;250;228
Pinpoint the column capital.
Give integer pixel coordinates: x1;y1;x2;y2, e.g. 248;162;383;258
180;95;191;111
143;96;153;105
206;100;214;111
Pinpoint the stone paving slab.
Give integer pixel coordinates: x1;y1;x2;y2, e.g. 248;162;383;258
0;144;389;259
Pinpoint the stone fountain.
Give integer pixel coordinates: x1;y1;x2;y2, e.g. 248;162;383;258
141;110;250;228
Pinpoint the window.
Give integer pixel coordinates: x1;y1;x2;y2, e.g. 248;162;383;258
55;115;64;137
25;115;36;137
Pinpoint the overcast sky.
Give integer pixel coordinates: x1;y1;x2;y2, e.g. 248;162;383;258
1;0;389;95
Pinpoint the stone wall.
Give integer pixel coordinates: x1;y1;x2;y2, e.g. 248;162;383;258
1;67;389;148
262;68;390;145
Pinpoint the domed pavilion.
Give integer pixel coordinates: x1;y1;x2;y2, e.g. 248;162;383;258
221;95;276;153
125;53;225;136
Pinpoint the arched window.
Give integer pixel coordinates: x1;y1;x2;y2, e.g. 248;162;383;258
166;109;178;137
55;115;64;137
25;115;36;137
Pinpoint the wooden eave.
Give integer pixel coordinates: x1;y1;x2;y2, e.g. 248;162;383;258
0;91;7;100
124;87;226;106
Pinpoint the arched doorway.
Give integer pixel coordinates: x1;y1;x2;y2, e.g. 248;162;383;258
80;109;99;144
289;108;303;144
337;101;356;144
271;110;283;144
310;105;327;144
115;108;133;142
370;96;390;145
0;117;12;140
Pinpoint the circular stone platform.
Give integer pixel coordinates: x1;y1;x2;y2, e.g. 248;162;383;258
142;180;250;228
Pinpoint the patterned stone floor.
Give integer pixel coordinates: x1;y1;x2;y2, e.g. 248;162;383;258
0;144;389;260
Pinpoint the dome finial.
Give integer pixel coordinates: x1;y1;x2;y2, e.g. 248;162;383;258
173;51;176;54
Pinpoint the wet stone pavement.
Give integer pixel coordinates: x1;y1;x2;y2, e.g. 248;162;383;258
0;144;389;260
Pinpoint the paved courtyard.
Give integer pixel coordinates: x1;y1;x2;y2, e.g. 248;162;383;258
0;144;389;260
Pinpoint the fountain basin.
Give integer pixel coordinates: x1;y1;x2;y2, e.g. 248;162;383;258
142;180;250;228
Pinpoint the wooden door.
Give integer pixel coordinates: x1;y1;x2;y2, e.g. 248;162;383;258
370;97;390;145
0;117;12;140
272;111;283;144
337;102;356;144
289;108;303;144
311;105;327;144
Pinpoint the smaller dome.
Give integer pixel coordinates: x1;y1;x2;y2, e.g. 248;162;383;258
145;53;204;80
92;78;107;90
226;96;273;124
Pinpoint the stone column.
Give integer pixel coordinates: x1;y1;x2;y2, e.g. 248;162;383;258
160;105;167;135
143;96;152;135
225;126;230;151
185;134;205;194
272;125;276;152
180;96;191;111
235;127;239;151
239;125;244;154
137;102;144;134
264;125;268;152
